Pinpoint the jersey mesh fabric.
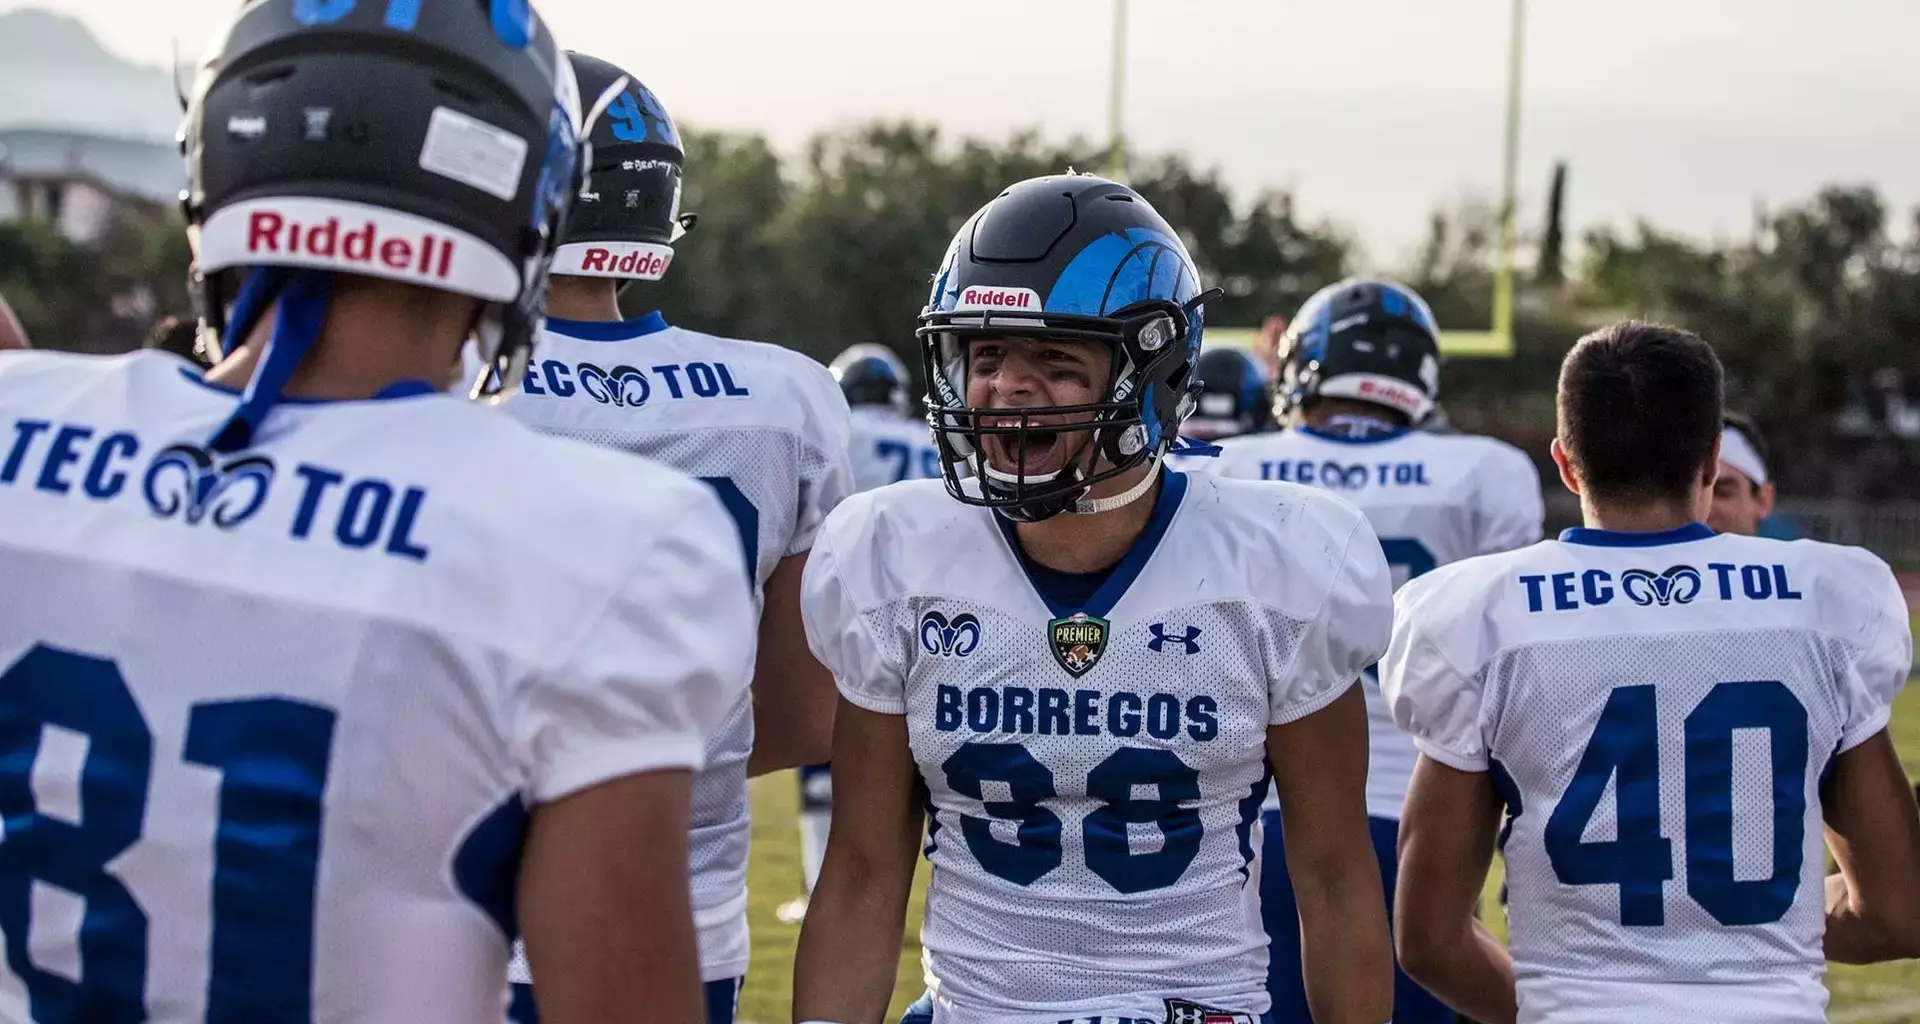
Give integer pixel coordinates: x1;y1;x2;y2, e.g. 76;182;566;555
1487;628;1854;1019
865;596;1314;1022
1211;429;1541;817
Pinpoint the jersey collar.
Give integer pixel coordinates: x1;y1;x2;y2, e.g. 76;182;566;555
993;470;1190;620
543;310;669;342
1559;522;1716;547
179;367;438;404
1299;420;1411;445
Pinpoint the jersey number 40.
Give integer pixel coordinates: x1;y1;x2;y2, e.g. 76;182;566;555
0;644;334;1021
1544;680;1808;928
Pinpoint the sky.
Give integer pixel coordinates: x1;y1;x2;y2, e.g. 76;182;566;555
10;0;1917;264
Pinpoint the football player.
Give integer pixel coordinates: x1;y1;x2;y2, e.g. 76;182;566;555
794;174;1396;1024
479;53;853;1024
0;4;755;1023
1384;321;1920;1024
1205;278;1543;1024
1184;346;1275;442
1708;412;1776;537
781;344;941;925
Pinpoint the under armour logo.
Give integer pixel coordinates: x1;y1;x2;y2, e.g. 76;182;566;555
1147;623;1201;654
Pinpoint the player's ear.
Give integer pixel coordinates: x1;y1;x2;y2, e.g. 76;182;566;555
1549;437;1581;497
1757;480;1777;519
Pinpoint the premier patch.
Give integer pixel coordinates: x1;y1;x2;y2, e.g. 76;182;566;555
1047;612;1108;678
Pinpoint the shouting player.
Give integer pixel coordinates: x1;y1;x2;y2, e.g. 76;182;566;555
481;52;853;1024
0;4;755;1023
782;343;941;926
795;173;1395;1024
1207;278;1542;1023
1384;321;1920;1024
1708;412;1777;537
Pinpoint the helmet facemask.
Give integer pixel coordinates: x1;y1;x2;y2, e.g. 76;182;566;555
918;295;1207;522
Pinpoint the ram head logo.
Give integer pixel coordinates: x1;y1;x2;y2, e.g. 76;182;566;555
1621;565;1702;607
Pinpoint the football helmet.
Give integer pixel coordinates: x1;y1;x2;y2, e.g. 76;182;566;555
916;173;1216;522
830;343;911;417
1275;278;1441;424
1186;346;1272;441
550;52;691;284
180;0;587;447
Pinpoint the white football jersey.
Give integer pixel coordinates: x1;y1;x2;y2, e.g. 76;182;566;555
1381;525;1913;1024
0;350;754;1023
1210;424;1543;818
846;405;941;493
476;312;853;980
802;471;1393;1024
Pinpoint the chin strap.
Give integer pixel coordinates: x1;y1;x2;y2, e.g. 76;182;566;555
1069;459;1161;515
208;269;332;453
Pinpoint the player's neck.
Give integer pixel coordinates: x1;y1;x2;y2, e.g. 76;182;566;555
1304;399;1407;431
204;278;473;400
1580;496;1702;534
1013;468;1159;574
546;276;623;323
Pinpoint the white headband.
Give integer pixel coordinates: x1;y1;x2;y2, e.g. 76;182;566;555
1719;426;1768;486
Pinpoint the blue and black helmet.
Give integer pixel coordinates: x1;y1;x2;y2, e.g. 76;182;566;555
830;343;911;417
916;173;1217;522
1188;346;1274;441
550;51;692;283
1276;278;1442;425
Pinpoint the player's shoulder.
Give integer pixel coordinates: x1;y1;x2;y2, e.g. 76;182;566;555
1404;536;1554;604
660;324;850;438
0;347;156;397
813;478;984;601
1176;470;1377;608
1399;429;1538;474
818;477;962;549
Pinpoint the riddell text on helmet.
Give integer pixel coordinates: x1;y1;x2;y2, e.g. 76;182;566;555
957;286;1040;311
246;210;455;281
580;247;671;277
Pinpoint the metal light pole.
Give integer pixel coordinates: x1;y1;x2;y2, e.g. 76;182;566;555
1492;0;1526;349
1106;0;1129;182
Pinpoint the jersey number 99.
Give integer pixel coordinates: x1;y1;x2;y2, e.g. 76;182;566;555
0;644;335;1022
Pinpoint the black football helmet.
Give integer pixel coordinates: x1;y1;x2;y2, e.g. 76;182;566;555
549;52;691;284
180;0;586;418
830;343;911;417
1275;278;1441;425
1187;346;1273;441
917;173;1217;522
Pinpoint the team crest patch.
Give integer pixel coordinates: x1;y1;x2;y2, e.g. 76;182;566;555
1163;998;1256;1024
1047;612;1109;678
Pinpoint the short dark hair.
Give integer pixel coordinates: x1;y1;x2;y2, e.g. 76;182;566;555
1557;320;1724;505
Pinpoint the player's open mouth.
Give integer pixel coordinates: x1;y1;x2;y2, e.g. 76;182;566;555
984;428;1065;476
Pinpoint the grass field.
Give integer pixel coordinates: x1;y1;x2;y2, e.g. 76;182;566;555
734;684;1920;1024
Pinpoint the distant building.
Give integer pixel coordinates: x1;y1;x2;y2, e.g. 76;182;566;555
0;128;181;243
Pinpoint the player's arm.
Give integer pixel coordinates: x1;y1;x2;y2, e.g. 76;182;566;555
1820;552;1920;963
1267;684;1394;1024
515;480;758;1024
520;770;703;1024
791;699;923;1021
747;551;836;776
1394;755;1518;1024
1823;728;1920;962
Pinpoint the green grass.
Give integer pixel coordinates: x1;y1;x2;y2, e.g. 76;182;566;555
738;685;1920;1024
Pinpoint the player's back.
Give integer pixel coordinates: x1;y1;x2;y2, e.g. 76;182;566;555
1386;525;1912;1023
484;313;852;981
1213;424;1542;817
846;405;939;492
0;350;746;1022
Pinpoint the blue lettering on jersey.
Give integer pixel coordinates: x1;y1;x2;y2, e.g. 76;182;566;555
1520;563;1802;612
521;359;750;407
3;417;431;561
934;684;1220;742
1257;459;1429;490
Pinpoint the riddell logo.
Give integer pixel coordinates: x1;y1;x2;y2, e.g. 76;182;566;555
955;286;1041;312
581;247;671;277
247;210;453;281
1357;378;1422;411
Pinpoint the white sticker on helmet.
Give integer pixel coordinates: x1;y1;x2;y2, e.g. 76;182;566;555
419;106;529;202
551;241;674;281
953;286;1043;312
198;196;520;303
